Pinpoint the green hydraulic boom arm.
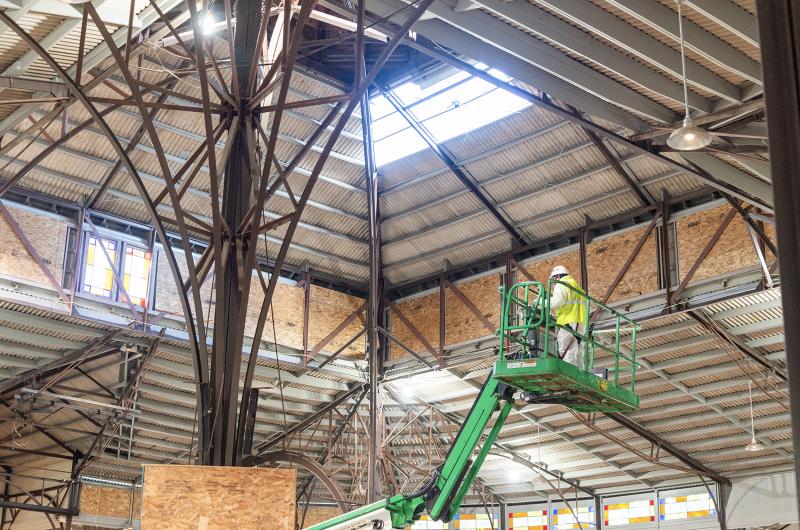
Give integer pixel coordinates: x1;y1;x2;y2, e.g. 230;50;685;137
303;374;515;530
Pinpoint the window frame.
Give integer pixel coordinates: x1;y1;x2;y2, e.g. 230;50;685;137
77;229;154;309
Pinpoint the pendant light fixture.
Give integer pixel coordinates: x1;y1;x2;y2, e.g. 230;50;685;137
744;381;764;452
667;0;713;150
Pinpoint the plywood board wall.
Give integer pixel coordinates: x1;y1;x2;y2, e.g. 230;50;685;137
587;226;658;303
141;465;295;530
521;249;581;289
301;507;343;528
0;207;69;287
392;273;503;358
154;255;366;358
676;205;759;285
79;484;138;520
390;204;767;363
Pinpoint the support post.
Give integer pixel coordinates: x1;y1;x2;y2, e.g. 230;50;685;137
594;496;602;530
212;0;263;466
360;1;384;498
499;500;508;530
0;467;9;529
579;222;589;291
439;270;446;364
302;268;311;367
659;190;672;310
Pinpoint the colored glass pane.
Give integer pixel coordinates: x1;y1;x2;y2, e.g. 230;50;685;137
604;499;655;526
509;509;548;530
659;492;716;521
454;512;499;529
553;505;594;529
83;236;117;299
122;246;152;306
407;514;448;529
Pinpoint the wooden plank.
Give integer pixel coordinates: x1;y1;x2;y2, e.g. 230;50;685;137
141;465;295;529
445;279;495;333
386;299;439;358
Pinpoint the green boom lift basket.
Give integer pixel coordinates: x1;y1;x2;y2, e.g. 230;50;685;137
493;280;640;413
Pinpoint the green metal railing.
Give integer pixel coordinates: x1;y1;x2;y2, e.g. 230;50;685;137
497;280;640;392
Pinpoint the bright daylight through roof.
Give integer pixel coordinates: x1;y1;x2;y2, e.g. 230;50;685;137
371;66;531;165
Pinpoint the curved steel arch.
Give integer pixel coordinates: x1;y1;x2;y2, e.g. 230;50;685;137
252;450;350;512
0;9;212;455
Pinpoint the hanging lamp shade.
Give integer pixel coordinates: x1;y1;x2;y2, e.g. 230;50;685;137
744;382;764;452
669;0;713;151
744;437;765;452
667;116;713;150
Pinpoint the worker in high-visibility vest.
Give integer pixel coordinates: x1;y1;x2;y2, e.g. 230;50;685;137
549;265;587;369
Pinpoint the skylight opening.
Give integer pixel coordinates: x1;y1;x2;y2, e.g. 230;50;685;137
370;65;531;166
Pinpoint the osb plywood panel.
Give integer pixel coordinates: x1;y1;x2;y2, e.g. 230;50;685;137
392;275;502;357
154;251;366;358
141;465;295;530
392;205;766;362
80;484;134;520
522;249;582;290
764;222;778;262
677;206;759;284
446;274;502;344
392;290;441;357
246;281;365;359
587;226;658;303
301;507;342;528
0;208;69;287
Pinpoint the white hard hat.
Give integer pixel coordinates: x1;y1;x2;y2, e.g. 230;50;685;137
550;265;569;278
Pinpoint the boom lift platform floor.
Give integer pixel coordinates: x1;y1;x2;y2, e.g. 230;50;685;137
494;355;639;413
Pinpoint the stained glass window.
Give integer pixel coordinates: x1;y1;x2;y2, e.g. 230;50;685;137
553;505;594;529
509;509;548;530
83;236;117;298
122;246;152;307
604;499;655;526
453;512;499;529
407;514;448;529
659;492;716;521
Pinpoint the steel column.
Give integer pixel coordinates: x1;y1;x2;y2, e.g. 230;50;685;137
212;0;262;467
360;0;384;499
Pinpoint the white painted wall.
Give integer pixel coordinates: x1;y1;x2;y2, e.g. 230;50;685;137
726;471;798;529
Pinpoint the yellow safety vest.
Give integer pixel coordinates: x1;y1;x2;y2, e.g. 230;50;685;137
554;275;587;325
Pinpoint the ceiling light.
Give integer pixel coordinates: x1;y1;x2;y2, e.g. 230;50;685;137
508;468;521;483
668;116;713;150
745;437;764;452
668;0;712;151
745;382;765;452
